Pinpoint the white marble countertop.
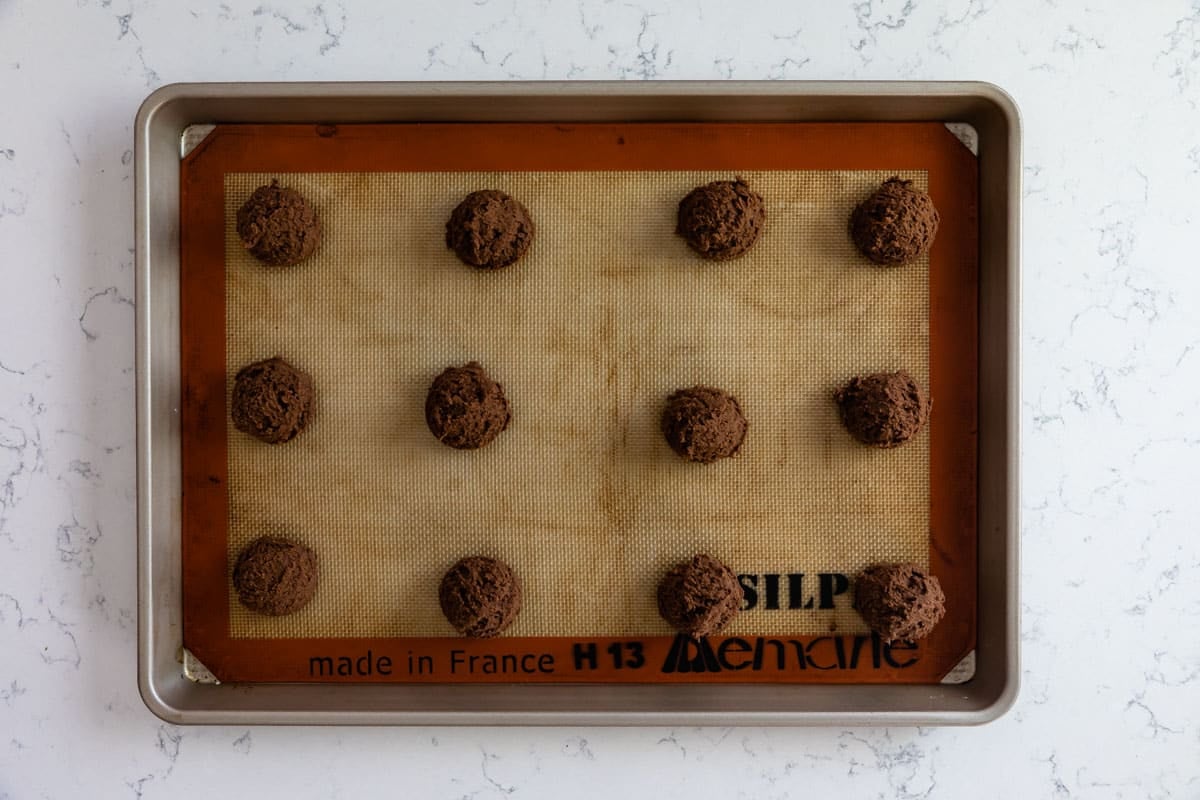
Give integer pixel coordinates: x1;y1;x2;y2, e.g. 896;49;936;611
2;0;1198;796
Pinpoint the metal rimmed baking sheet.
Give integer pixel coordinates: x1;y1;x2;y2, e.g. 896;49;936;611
136;81;1020;725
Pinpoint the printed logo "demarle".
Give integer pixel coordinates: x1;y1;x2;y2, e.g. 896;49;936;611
660;633;918;673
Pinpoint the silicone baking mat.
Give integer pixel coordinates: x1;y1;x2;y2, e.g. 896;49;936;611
180;123;977;683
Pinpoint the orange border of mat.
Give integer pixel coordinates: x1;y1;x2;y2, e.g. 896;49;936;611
180;123;978;684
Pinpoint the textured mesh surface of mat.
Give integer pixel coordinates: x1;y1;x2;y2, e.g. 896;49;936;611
224;169;931;638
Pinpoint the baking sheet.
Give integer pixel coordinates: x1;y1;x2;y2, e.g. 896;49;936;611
142;83;1017;724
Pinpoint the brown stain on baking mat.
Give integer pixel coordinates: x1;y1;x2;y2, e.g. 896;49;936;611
181;123;977;684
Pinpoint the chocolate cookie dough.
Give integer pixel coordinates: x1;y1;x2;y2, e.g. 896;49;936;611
445;190;535;269
834;371;930;448
854;562;946;643
657;554;743;638
676;178;765;261
236;180;322;267
231;357;314;444
438;555;522;638
850;177;940;266
424;362;511;450
232;536;318;616
661;386;747;463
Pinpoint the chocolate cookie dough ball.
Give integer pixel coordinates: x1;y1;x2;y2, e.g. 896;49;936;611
854;562;946;643
661;386;747;463
438;556;522;638
657;554;743;638
676;178;765;261
445;190;535;270
231;357;314;444
834;371;930;448
424;362;511;450
236;180;322;267
850;177;939;266
232;536;318;616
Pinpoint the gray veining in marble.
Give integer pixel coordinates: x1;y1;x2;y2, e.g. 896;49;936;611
1;0;1198;797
